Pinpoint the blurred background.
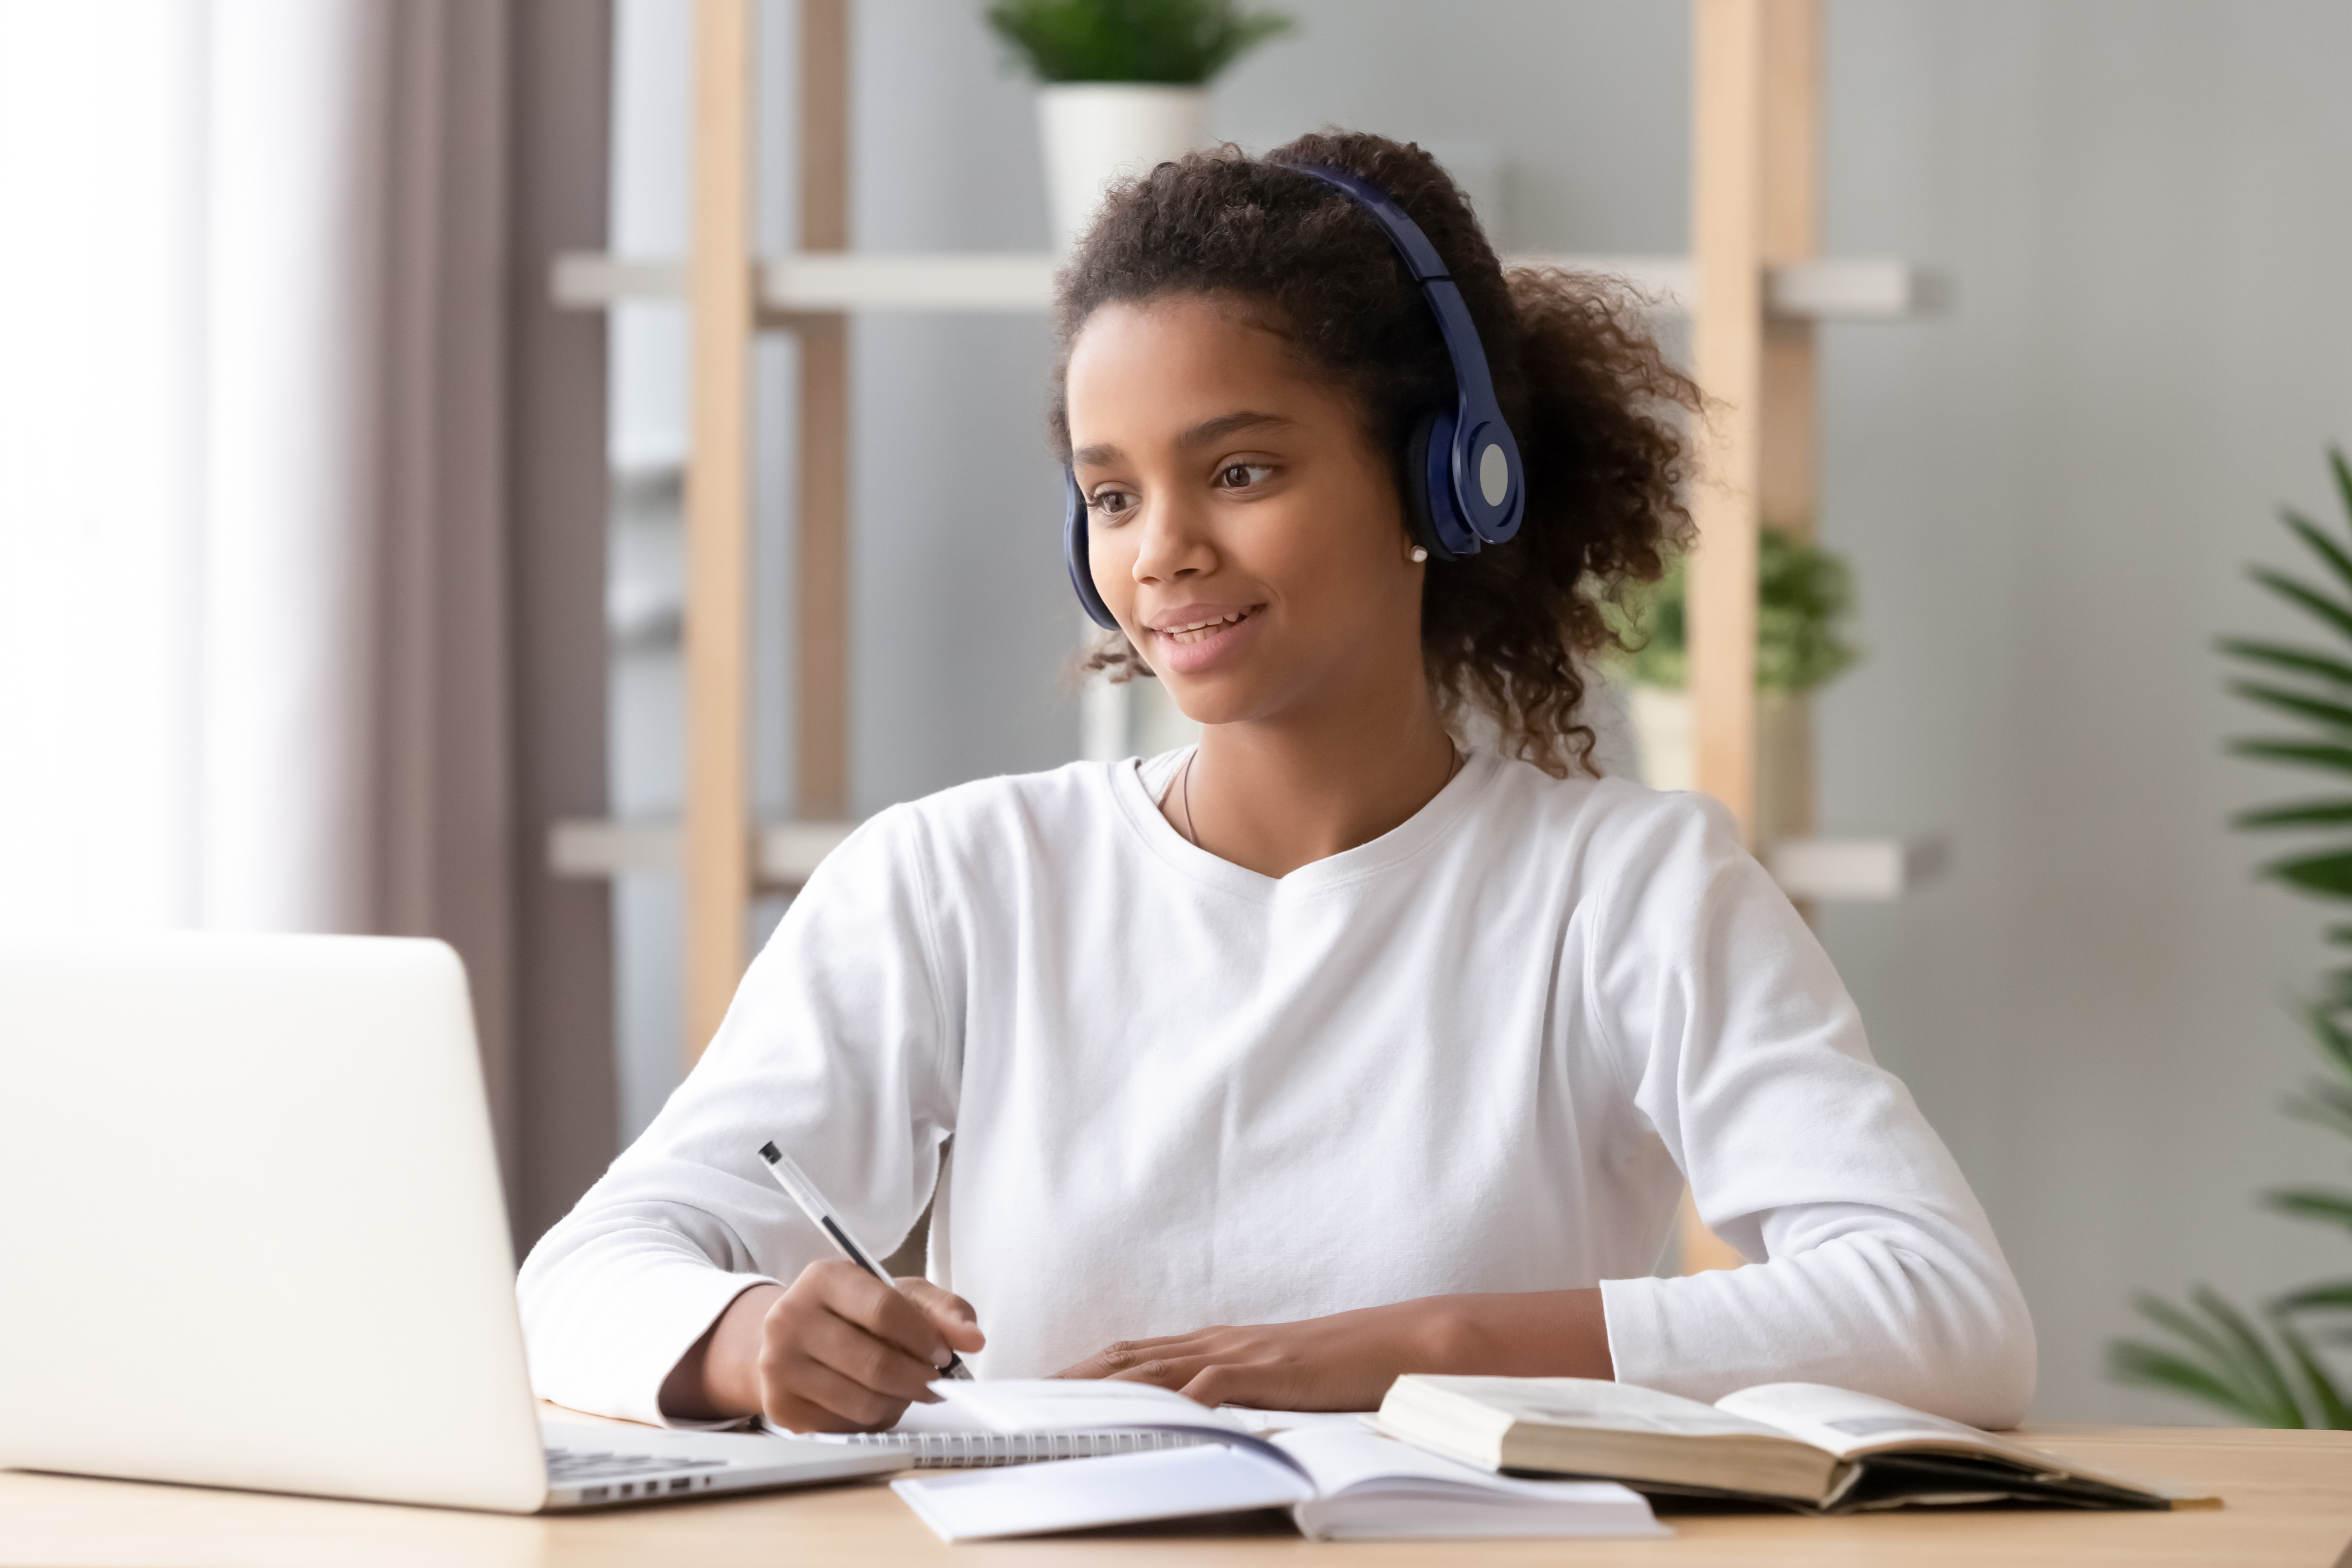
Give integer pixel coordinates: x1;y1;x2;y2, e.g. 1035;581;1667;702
4;0;2350;1426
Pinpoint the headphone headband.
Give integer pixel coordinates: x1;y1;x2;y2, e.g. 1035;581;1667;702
1062;160;1525;632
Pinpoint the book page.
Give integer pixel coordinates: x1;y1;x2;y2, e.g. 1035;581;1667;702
1412;1375;1795;1441
925;1378;1254;1437
1274;1427;1655;1503
1715;1383;2038;1463
891;1443;1311;1542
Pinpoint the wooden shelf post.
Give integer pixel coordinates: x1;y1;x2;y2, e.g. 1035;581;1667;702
682;0;756;1062
795;0;851;822
1681;0;1820;1275
1689;0;1767;848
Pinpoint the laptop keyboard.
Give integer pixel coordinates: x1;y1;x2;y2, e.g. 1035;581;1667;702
546;1446;730;1483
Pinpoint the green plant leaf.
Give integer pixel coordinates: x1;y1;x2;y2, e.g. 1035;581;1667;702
2233;683;2352;732
2249;567;2352;645
2262;1187;2352;1230
2284;1085;2352;1142
2236;800;2352;829
2108;1340;2272;1423
2273;1278;2352;1315
2281;508;2352;602
1601;528;1860;695
2308;1001;2352;1079
2332;445;2352;532
2262;850;2352;898
2233;740;2352;776
2193;1286;2307;1425
2136;1292;2300;1424
984;0;1293;83
2217;638;2352;688
2115;1291;2304;1425
2272;1315;2352;1429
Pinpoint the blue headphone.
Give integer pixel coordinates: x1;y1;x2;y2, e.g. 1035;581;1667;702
1062;162;1526;631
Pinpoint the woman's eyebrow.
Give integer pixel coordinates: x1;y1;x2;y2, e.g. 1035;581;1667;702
1070;411;1292;469
1178;410;1295;449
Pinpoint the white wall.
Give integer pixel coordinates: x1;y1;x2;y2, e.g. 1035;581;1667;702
1811;0;2352;1422
604;0;2352;1420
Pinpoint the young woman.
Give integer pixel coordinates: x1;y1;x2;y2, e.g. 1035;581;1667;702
519;132;2034;1436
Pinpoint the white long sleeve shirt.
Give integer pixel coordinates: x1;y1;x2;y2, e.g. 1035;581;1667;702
518;750;2036;1429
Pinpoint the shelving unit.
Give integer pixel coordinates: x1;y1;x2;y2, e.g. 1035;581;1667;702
554;0;1937;1270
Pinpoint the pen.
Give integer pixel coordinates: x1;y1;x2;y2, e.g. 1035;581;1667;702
756;1140;972;1380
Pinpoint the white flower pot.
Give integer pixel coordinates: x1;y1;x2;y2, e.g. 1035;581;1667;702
1629;687;1812;844
1036;83;1210;254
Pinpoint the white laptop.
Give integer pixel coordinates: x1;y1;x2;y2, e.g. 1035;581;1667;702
0;932;900;1512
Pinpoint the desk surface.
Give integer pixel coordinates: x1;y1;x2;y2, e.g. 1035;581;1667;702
5;1421;2350;1568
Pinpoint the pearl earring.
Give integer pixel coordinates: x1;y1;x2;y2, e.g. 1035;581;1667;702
1409;546;1429;563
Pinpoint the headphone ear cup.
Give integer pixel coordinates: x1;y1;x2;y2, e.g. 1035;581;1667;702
1403;411;1457;562
1063;467;1121;630
1415;407;1483;558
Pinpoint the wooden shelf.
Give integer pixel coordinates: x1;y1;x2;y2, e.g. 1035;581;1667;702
552;250;1927;320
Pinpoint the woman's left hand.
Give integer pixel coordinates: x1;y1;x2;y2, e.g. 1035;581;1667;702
1051;1288;1611;1409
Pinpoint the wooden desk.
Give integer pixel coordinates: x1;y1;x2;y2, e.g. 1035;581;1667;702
4;1423;2348;1568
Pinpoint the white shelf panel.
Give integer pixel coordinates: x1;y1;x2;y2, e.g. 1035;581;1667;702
549;818;857;888
551;252;1924;321
768;252;1059;313
1766;834;1949;901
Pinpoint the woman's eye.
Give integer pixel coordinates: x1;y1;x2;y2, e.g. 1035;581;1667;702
1088;488;1136;518
1217;462;1275;490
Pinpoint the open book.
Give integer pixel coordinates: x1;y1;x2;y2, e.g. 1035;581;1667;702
1374;1376;2222;1514
887;1381;1667;1542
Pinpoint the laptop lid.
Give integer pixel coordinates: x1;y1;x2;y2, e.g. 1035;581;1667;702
0;933;549;1511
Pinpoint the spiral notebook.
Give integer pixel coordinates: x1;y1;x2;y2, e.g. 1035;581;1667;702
770;1395;1361;1470
801;1427;1209;1468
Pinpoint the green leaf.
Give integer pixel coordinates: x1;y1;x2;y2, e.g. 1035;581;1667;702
2332;445;2352;530
2109;1340;2273;1423
2126;1291;2303;1426
2273;1278;2352;1315
2308;1000;2352;1068
2272;1316;2352;1429
2263;850;2352;898
2193;1286;2306;1425
2217;638;2352;688
2233;682;2352;732
2284;1086;2352;1142
2231;739;2352;775
984;0;1294;83
2249;567;2352;645
2262;1188;2352;1230
2235;800;2352;829
2281;509;2352;602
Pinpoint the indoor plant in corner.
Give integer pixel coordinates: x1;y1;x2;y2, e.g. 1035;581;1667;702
2109;449;2352;1429
986;0;1293;253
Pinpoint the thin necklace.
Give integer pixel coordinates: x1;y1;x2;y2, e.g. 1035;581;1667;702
1167;740;1462;850
1180;747;1200;846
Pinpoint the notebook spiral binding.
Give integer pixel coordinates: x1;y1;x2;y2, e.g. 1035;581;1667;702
831;1429;1212;1469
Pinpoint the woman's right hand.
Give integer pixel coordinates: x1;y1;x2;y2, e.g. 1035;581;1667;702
660;1261;985;1432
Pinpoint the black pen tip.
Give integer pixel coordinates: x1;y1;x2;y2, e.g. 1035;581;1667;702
757;1141;781;1163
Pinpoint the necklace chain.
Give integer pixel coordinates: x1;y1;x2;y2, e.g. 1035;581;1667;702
1169;741;1461;851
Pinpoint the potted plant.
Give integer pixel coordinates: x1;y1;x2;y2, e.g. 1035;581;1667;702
986;0;1295;252
1604;528;1861;842
2109;449;2352;1428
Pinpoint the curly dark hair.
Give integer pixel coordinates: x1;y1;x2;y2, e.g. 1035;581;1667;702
1050;129;1697;777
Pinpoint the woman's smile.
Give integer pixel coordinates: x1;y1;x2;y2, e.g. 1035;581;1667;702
1144;601;1265;672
